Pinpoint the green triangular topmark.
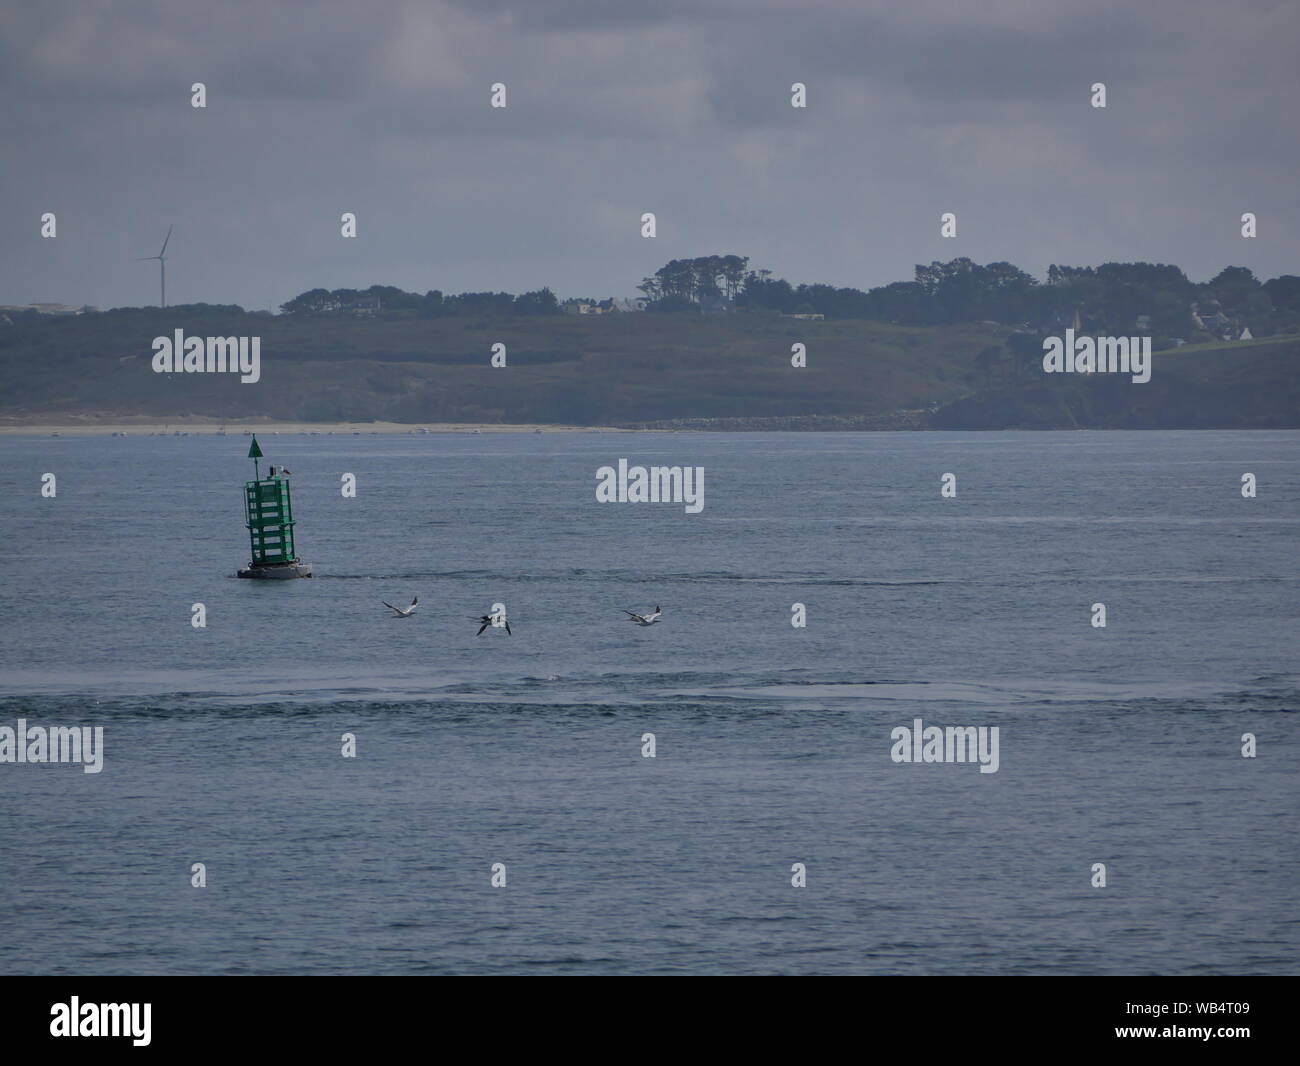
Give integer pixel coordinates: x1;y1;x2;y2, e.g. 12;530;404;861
248;436;263;458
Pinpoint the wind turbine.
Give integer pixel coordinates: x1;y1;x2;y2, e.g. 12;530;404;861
137;225;173;308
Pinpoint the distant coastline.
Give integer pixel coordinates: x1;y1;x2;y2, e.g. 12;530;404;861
5;411;1298;436
2;309;1295;432
0;418;630;436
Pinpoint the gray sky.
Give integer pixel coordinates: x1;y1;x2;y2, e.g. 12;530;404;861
3;0;1297;311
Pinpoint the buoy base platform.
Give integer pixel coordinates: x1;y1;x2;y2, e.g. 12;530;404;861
237;561;313;579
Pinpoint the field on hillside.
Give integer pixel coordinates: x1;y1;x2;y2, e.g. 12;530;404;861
1;310;1295;428
0;310;996;424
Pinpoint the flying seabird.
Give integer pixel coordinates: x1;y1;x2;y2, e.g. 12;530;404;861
476;613;511;636
625;606;662;626
383;597;419;617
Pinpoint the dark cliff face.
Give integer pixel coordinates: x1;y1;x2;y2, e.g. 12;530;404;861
933;342;1300;430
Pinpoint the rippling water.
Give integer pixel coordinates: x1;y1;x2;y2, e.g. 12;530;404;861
1;429;1296;974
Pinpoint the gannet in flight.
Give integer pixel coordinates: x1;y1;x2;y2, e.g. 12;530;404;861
625;606;662;626
476;613;511;636
383;597;419;617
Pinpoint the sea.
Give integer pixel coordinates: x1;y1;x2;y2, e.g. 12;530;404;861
0;429;1296;975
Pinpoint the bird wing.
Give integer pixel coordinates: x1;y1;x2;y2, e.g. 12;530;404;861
504;622;512;635
477;622;490;635
382;602;400;612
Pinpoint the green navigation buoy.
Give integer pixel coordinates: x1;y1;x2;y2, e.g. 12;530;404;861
236;435;313;579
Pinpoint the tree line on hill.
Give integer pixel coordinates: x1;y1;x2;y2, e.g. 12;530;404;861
278;285;559;317
638;255;1300;340
226;256;1300;342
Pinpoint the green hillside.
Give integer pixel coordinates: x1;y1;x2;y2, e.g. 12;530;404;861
0;308;1295;429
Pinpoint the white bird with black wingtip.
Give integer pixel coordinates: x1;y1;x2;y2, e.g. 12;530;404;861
625;605;662;626
383;597;419;617
476;609;511;636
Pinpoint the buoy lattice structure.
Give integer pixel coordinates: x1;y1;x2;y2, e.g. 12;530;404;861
237;436;312;579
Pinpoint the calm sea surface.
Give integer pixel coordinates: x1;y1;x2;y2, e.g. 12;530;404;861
0;429;1296;975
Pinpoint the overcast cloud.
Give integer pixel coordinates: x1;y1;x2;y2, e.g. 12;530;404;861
2;0;1297;310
